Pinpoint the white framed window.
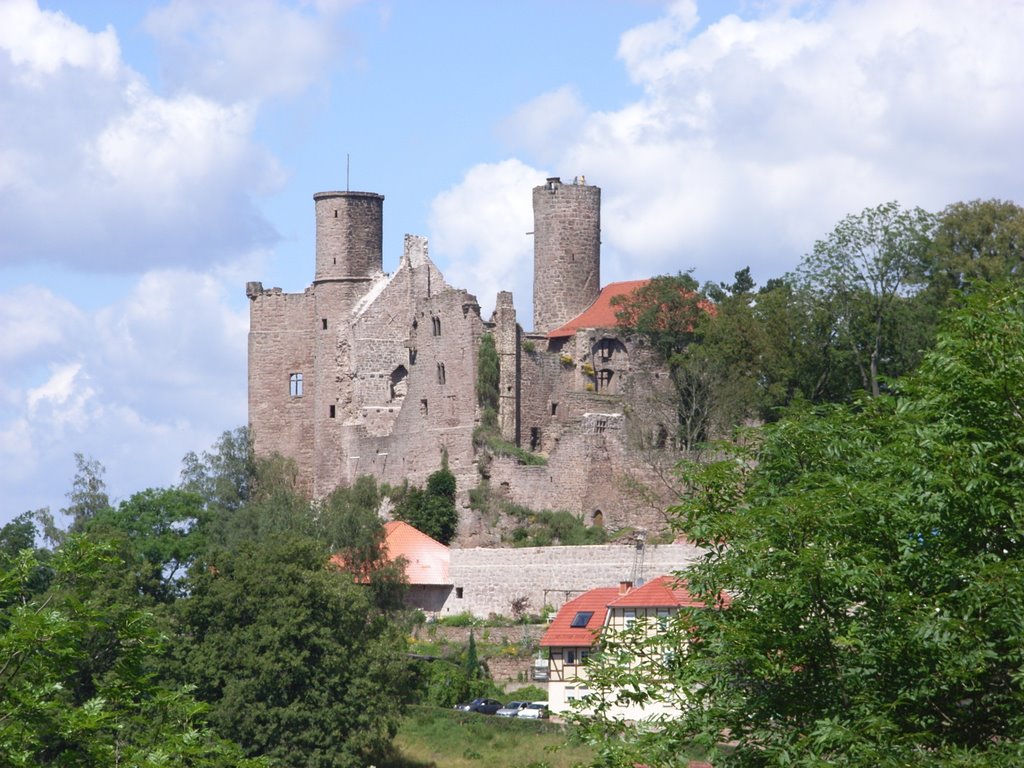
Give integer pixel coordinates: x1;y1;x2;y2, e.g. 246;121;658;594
624;608;635;628
289;372;303;397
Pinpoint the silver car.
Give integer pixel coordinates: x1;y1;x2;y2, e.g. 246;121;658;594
495;700;530;717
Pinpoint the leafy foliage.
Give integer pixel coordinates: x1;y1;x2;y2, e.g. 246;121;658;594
0;538;263;767
798;201;937;396
179;426;256;513
173;534;410;768
477;332;500;428
578;282;1024;766
393;460;459;545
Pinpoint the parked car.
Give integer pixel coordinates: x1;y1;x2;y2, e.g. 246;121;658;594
518;701;550;719
454;697;503;715
495;700;530;717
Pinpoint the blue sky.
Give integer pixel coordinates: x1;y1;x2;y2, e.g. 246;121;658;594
2;0;1023;527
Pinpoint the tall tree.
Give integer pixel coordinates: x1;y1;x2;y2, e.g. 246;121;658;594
577;282;1024;766
173;534;409;768
180;427;256;514
927;198;1024;300
798;201;936;396
0;538;263;767
613;273;717;449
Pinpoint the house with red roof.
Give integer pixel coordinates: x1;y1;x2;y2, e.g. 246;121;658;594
540;575;722;719
332;520;453;615
379;521;453;614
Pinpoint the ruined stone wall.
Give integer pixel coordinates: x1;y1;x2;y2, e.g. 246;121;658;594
491;292;519;444
518;346;571;453
345;279;484;493
247;284;317;494
441;542;705;618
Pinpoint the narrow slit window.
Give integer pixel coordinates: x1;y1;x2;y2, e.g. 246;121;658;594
289;372;303;397
329;405;336;418
437;362;446;384
322;318;328;330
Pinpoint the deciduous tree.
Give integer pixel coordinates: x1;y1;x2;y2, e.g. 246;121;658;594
578;282;1024;766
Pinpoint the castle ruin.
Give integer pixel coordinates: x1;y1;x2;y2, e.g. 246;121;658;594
246;177;679;539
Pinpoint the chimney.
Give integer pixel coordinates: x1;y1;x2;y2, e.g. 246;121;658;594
618;580;632;595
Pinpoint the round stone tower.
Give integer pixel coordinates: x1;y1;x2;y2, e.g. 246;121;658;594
532;177;601;333
313;191;384;283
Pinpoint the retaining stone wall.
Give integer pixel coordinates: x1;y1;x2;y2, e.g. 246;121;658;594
440;541;704;619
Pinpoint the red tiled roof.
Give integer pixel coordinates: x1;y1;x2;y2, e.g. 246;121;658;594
546;280;651;338
329;520;450;585
607;574;708;609
381;521;450;585
540;587;621;647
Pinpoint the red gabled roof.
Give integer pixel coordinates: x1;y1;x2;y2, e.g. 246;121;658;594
607;574;708;609
540;587;620;648
546;280;651;338
381;521;450;585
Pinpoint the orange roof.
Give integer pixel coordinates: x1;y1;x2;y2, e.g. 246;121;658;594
607;575;708;609
382;521;450;585
540;587;620;647
546;280;651;338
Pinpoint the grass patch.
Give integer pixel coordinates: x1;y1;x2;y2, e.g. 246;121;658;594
474;426;548;466
380;705;594;768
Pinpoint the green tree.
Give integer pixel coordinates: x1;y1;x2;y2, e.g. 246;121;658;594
173;534;409;768
798;201;937;397
83;487;208;605
393;459;458;545
578;282;1024;766
927;198;1024;302
477;332;500;428
0;538;263;767
464;630;480;680
613;273;717;449
180;427;255;513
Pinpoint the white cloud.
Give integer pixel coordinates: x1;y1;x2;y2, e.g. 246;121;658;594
429;159;545;321
0;0;282;272
1;269;249;520
143;0;350;103
0;285;83;364
0;0;120;81
488;0;1024;289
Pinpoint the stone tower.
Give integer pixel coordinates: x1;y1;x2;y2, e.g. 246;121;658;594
313;191;384;283
532;177;601;333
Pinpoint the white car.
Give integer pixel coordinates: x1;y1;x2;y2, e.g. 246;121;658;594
517;701;550;719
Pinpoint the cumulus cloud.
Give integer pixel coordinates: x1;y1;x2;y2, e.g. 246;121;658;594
483;0;1024;289
429;159;544;320
143;0;353;103
0;0;283;271
0;270;249;520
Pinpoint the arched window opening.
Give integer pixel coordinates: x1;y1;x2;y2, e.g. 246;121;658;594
390;366;408;402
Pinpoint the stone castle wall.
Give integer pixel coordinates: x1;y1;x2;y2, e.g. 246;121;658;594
440;541;705;619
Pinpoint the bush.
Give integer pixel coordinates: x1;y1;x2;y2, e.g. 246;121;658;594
438;611;477;627
504;684;547;702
